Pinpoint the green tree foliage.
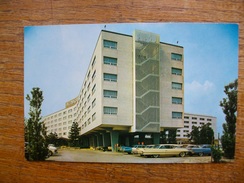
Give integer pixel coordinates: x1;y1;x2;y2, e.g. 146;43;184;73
68;122;81;147
188;124;214;145
25;87;48;160
220;79;237;159
46;132;58;145
199;123;214;144
188;126;200;144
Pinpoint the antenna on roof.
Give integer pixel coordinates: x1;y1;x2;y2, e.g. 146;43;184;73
177;41;179;44
104;25;106;30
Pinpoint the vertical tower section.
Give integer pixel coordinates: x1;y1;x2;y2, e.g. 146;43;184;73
133;30;160;132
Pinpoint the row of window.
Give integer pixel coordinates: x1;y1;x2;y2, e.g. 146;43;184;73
104;40;183;62
184;121;211;125
184;116;212;121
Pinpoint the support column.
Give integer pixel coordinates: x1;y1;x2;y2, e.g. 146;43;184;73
152;133;160;144
96;134;103;147
110;131;119;152
102;133;111;147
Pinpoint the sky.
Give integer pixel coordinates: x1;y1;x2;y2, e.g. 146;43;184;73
24;23;238;136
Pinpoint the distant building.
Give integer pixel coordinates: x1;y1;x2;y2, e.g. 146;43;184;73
176;113;217;144
44;29;214;151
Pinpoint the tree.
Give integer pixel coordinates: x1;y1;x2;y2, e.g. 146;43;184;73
46;132;58;145
188;126;200;144
25;87;48;160
188;124;214;145
220;79;237;159
69;122;81;147
199;123;214;144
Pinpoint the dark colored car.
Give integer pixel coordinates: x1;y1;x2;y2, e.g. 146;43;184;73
189;144;212;156
122;146;133;154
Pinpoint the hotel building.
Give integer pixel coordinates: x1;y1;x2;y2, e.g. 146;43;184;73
43;29;187;150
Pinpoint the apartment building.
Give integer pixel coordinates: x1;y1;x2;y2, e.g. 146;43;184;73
176;113;217;143
43;29;185;151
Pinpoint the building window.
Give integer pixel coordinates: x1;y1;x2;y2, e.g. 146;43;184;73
104;73;117;82
92;84;96;95
103;40;117;49
184;125;189;128
192;122;197;124
172;112;182;119
87;70;90;78
92;70;96;81
92;56;96;68
88;118;91;125
192;117;197;120
104;107;118;115
171;53;182;61
104;90;117;98
87;94;90;102
87;83;90;91
172;68;182;75
92;113;96;121
200;118;205;121
172;82;182;90
207;119;212;121
104;56;117;66
184;116;189;119
92;99;96;108
172;97;182;104
184;121;189;124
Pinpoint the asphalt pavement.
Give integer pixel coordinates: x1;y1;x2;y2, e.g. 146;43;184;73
47;148;213;163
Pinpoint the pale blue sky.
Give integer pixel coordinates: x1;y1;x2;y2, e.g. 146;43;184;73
24;23;238;135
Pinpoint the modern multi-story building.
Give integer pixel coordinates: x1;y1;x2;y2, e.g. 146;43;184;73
43;29;185;151
176;113;217;144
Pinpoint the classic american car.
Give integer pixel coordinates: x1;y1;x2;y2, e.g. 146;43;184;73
188;144;212;156
139;144;190;158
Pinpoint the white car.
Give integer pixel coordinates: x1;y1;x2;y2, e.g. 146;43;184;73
140;144;189;158
48;144;58;156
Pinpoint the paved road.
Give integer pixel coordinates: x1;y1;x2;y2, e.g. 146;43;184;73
47;148;213;163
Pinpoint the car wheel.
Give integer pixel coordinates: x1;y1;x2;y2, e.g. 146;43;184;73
48;150;53;156
153;154;159;158
199;152;203;156
179;152;185;157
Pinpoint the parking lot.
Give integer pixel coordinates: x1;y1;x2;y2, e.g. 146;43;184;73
47;148;213;163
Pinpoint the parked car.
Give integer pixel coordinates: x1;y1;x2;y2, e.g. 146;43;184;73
184;144;199;150
139;144;190;158
122;146;133;154
189;144;212;156
48;144;58;156
134;144;156;155
131;145;145;154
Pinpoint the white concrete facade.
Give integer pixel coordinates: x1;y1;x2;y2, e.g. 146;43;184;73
43;30;185;140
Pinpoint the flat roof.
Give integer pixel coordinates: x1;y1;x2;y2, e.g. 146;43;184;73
101;30;183;48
